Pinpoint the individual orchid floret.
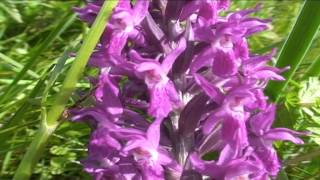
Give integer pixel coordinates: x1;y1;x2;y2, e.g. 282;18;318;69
201;86;259;155
180;0;230;24
114;120;181;180
81;126;141;180
248;105;307;176
71;70;123;127
95;71;123;120
134;38;186;118
190;147;262;180
242;50;290;82
75;0;149;67
249;105;306;145
189;5;270;78
108;0;150;54
74;2;101;24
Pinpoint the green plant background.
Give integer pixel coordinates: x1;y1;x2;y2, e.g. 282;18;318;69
0;0;320;179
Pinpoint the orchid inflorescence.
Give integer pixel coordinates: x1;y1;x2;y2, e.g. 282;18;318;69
72;0;306;179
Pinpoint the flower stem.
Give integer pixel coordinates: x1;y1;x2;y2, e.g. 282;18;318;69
13;1;118;179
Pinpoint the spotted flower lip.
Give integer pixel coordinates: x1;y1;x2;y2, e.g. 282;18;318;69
72;1;308;179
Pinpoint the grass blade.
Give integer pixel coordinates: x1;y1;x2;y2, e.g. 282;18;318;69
0;52;40;79
0;78;45;150
42;37;81;106
265;0;320;102
304;55;320;78
13;1;119;179
0;11;77;104
0;0;23;23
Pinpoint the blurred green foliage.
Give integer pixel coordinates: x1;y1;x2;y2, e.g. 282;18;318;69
0;0;319;179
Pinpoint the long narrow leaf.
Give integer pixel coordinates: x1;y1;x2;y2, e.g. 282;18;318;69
0;52;40;78
0;78;46;150
266;0;320;102
42;37;81;106
13;1;118;179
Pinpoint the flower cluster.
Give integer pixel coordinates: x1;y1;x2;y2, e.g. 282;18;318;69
72;0;306;179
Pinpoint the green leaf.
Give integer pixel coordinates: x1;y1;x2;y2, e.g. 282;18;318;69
298;77;320;105
304;55;320;78
277;170;289;180
50;146;69;156
0;52;39;78
13;1;119;179
0;0;23;23
50;157;66;175
0;77;46;151
266;0;320;102
41;37;81;119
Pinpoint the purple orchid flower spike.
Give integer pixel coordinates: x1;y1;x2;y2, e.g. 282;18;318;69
72;1;308;179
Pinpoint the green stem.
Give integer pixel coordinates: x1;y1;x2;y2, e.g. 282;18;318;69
13;1;118;179
0;133;17;175
13;123;56;180
265;0;320;102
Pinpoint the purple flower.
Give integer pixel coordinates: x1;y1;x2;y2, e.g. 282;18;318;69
114;120;181;180
107;0;149;55
242;50;290;81
248;105;308;176
180;0;230;24
190;146;262;180
81;126;141;180
72;1;308;179
75;0;149;67
133;38;186;118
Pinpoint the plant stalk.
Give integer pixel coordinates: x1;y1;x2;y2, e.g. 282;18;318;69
13;1;118;179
